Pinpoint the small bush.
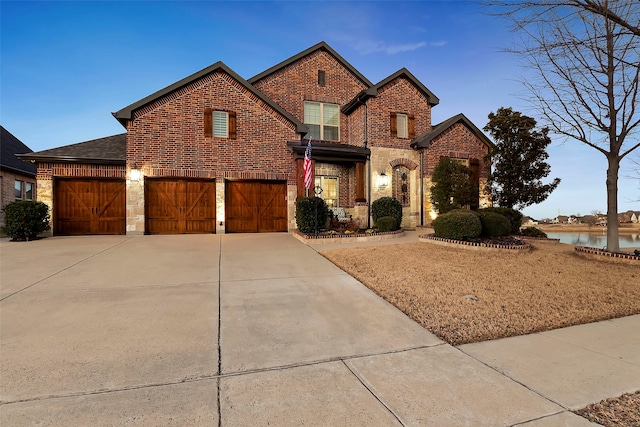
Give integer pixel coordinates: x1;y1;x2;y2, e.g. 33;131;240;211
295;197;328;234
521;227;548;238
2;201;50;241
479;211;511;237
375;216;397;232
432;210;482;241
371;197;402;229
480;207;523;234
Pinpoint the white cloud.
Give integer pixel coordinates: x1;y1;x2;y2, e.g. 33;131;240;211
334;37;427;55
429;40;447;47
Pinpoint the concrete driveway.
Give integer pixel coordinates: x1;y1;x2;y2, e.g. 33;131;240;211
1;234;635;425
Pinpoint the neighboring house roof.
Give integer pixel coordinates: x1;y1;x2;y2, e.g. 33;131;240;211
342;68;440;114
113;61;308;134
248;41;373;88
411;113;494;150
18;134;126;165
1;126;37;176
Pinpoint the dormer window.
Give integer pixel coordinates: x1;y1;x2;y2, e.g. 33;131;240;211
304;101;339;141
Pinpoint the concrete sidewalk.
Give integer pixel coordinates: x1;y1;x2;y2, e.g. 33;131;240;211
1;233;637;426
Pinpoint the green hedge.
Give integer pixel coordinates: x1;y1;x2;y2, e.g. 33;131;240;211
521;226;547;238
372;197;402;229
375;216;397;232
295;197;328;234
432;210;482;241
1;201;51;241
479;211;511;237
480;207;523;234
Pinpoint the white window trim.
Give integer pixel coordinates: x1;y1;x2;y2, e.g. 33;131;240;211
304;101;339;141
397;113;408;138
213;111;229;138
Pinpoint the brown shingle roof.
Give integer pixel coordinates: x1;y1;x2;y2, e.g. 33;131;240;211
411;113;494;150
1;126;37;176
17;134;126;165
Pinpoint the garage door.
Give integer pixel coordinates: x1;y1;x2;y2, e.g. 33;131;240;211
54;178;126;236
145;179;216;234
226;181;287;233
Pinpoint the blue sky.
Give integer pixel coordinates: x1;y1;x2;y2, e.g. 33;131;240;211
1;0;638;219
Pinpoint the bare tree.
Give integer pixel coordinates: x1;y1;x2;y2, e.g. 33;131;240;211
487;0;640;252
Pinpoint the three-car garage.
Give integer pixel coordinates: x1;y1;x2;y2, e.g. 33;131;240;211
53;177;288;236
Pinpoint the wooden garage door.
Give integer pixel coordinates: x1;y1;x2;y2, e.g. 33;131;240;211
54;179;125;236
226;181;287;233
145;179;216;234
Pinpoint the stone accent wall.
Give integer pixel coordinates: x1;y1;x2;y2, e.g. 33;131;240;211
216;181;226;233
126;178;144;234
422;176;492;224
35;162;125;232
1;170;37;227
368;146;421;229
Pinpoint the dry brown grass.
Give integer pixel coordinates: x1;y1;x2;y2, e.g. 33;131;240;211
575;391;640;427
320;240;640;345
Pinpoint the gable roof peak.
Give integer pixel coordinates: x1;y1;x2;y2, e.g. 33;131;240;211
375;68;440;106
113;61;307;134
411;113;494;150
248;41;373;87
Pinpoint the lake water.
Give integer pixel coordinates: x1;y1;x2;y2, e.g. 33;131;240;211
544;232;640;249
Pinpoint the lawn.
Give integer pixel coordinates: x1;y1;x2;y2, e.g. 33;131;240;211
320;239;640;346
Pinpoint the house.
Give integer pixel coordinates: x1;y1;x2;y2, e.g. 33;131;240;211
19;42;493;236
632;212;638;224
1;126;37;227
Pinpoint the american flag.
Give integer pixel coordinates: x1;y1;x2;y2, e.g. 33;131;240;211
303;141;312;190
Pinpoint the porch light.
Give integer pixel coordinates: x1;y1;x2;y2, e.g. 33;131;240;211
130;168;142;182
377;172;390;189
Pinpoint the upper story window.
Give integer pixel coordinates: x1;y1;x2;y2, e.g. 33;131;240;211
304;101;339;141
396;114;408;138
318;70;326;86
204;108;237;139
213;111;228;137
390;112;415;139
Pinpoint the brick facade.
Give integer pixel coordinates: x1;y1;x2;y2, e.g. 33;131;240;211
423;122;490;178
1;170;37;227
28;42;493;235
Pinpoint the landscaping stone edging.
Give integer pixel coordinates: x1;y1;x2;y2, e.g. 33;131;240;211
293;229;404;245
419;234;532;251
521;236;561;243
575;245;640;261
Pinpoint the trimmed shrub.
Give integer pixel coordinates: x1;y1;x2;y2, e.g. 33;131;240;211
448;208;479;216
295;197;328;234
480;207;523;234
521;226;548;238
371;197;402;229
432;210;482;241
479;211;511;237
375;216;397;232
1;201;51;241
